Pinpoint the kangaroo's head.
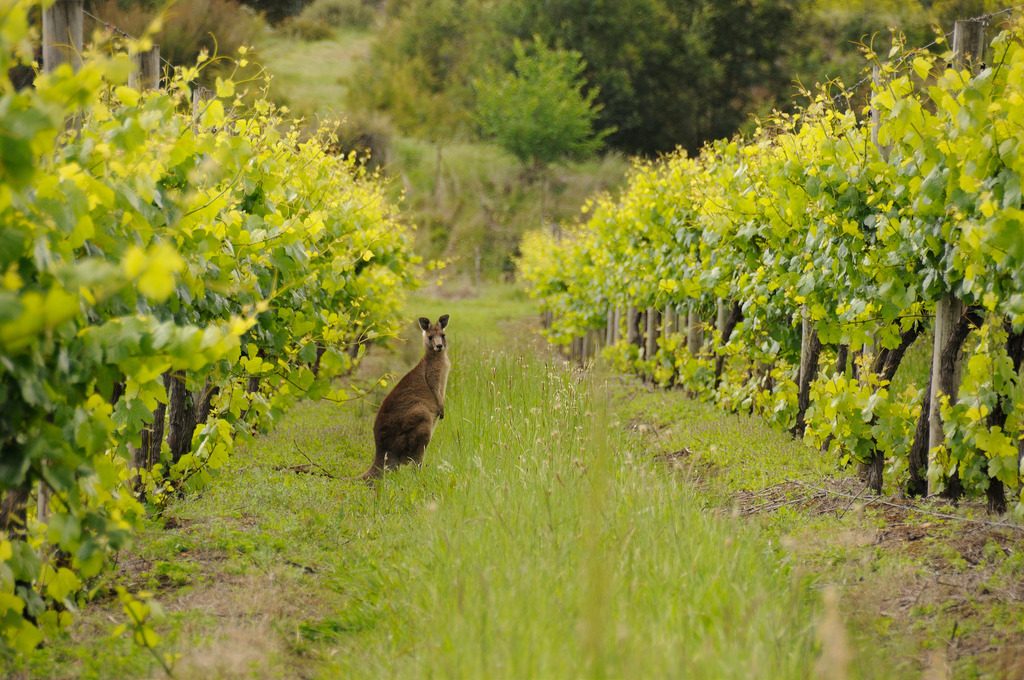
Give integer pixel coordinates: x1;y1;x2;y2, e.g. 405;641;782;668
419;315;449;353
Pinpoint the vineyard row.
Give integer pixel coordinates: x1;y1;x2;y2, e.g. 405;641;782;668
521;17;1024;516
0;1;416;658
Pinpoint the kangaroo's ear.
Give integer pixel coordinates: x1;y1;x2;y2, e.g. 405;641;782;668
418;317;431;331
438;314;450;329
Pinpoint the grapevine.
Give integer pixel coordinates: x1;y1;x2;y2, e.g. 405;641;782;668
0;2;415;656
521;18;1024;514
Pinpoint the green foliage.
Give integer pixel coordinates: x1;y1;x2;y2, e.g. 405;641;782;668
282;16;336;41
502;0;798;154
347;0;1012;157
388;136;628;277
940;321;1024;501
355;0;800;154
806;373;919;470
788;0;935;92
520;21;1024;510
347;0;495;142
0;0;414;661
475;38;608;170
256;27;372;119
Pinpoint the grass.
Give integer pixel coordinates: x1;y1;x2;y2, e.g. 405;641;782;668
611;378;838;497
256;28;372;119
16;287;1024;679
15;287;822;678
619;338;1024;679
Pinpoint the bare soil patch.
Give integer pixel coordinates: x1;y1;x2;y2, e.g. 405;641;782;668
723;475;1024;676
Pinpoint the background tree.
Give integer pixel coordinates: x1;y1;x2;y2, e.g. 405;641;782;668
347;0;498;200
499;0;797;155
786;0;934;96
476;38;609;225
476;38;608;176
348;0;494;141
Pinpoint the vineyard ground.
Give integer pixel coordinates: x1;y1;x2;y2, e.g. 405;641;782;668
617;378;1024;679
16;286;1024;679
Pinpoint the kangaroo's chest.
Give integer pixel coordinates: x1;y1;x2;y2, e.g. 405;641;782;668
425;356;451;403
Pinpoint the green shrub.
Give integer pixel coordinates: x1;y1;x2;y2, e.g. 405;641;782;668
282;15;336;41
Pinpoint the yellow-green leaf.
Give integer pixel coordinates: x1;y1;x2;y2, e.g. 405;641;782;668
215;77;235;99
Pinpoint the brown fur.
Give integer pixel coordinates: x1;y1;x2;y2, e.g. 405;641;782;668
362;315;450;480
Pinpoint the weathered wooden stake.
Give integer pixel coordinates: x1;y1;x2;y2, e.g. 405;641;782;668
37;0;82;520
165;370;196;464
925;19;986;496
686;304;702;355
43;0;83;73
927;297;964;494
627;306;640;347
192;85;214;132
952;18;988;70
129;46;161;90
663;305;675;339
794;307;822;437
645;308;659;360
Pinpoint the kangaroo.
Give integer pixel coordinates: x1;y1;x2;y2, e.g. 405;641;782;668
362;315;450;480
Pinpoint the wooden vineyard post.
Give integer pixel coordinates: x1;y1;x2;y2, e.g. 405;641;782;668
686;304;702;356
38;0;85;519
926;19;986;497
645;308;659;360
165;370;196;464
714;301;742;388
663;305;675;340
793;307;821;437
952;18;988;70
192;85;214;132
43;0;83;73
627;306;640;347
834;345;849;375
129;46;161;90
928;297;966;495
